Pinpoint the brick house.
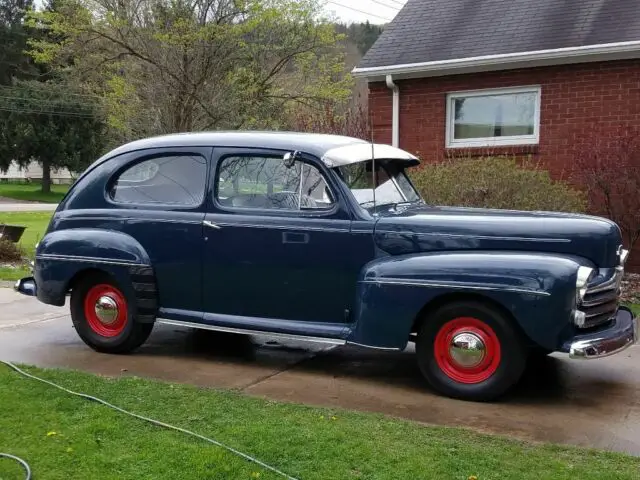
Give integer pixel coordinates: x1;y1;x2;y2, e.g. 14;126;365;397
353;0;640;180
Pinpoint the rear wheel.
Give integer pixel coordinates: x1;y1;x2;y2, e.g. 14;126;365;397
71;272;153;354
416;301;527;401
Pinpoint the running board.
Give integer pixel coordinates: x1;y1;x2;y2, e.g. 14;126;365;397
156;318;347;346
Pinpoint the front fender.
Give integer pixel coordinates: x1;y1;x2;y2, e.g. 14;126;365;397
348;251;589;351
34;228;152;307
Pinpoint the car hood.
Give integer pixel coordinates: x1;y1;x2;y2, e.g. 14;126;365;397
373;205;622;268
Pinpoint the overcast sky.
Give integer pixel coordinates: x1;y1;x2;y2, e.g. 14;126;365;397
324;0;407;24
32;0;407;24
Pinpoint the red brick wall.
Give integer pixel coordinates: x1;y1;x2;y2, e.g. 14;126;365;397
369;59;640;179
369;59;640;268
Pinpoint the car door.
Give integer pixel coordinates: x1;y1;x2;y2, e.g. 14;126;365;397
202;148;371;331
108;147;211;317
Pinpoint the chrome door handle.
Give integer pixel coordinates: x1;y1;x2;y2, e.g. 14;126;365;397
203;220;221;230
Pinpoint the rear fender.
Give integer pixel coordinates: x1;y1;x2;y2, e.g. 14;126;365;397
34;229;156;320
347;251;586;351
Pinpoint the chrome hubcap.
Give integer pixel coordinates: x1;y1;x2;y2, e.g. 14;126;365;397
449;332;486;368
94;295;118;325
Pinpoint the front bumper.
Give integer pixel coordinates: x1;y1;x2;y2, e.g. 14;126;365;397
565;306;637;359
14;276;37;297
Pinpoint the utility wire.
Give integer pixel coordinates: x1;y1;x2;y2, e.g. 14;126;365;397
369;0;401;11
0;106;101;119
383;0;406;7
326;1;394;22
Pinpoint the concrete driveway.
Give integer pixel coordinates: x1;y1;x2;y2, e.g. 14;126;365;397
0;202;58;212
1;288;639;456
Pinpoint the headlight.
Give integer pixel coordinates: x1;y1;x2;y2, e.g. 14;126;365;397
618;246;629;266
576;266;595;303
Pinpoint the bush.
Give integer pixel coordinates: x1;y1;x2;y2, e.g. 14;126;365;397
0;240;23;263
409;156;586;213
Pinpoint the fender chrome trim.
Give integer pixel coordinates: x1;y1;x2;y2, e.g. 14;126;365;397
360;278;551;296
36;254;148;267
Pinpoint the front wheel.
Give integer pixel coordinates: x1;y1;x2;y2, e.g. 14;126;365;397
416;301;527;401
71;272;153;354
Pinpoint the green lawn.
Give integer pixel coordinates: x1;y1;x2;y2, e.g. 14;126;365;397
626;303;640;317
0;183;70;203
0;211;52;281
0;365;639;480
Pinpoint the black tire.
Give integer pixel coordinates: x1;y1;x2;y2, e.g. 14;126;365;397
529;346;554;358
70;271;154;354
416;300;527;402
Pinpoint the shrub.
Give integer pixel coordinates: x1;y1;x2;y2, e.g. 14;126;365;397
409;156;587;213
0;240;23;263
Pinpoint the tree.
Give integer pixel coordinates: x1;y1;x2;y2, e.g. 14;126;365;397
0;81;107;193
288;93;369;139
0;0;36;85
572;124;640;251
26;0;352;142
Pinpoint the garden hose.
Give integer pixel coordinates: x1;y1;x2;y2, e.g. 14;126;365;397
0;359;300;480
0;452;31;480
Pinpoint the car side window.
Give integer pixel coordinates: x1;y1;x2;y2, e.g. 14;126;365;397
110;154;207;206
217;155;335;211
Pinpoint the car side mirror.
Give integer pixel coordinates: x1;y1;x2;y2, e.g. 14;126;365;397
283;151;299;169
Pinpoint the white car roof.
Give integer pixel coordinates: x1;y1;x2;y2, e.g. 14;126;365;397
321;143;419;168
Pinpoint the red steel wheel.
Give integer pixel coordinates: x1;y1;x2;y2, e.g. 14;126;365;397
83;283;128;338
433;316;501;384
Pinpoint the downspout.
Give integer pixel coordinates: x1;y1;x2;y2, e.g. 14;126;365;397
385;74;400;147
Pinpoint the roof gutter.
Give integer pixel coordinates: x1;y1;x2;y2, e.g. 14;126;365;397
353;40;640;80
385;74;400;148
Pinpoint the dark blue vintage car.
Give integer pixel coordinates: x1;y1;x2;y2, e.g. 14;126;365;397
15;132;638;401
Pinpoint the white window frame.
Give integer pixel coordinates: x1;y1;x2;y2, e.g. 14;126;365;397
445;85;542;148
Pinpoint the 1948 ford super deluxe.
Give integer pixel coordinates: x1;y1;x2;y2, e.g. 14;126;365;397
15;132;638;401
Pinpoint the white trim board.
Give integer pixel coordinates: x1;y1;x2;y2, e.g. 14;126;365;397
353;41;640;81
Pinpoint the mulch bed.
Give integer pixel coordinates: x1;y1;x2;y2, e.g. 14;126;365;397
621;273;640;304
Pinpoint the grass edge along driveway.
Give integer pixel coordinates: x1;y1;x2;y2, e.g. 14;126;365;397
1;365;639;480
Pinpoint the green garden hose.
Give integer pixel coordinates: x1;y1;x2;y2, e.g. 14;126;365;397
0;359;299;480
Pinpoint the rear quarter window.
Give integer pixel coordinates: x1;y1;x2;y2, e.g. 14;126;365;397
110;154;207;206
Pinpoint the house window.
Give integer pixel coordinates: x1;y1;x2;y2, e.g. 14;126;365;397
445;86;541;148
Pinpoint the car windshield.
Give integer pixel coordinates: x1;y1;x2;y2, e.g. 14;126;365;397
336;160;422;209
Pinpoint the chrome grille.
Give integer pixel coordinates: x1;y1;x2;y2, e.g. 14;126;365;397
577;267;623;329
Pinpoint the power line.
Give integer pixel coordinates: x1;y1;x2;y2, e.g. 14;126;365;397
326;1;394;22
384;0;406;7
0;106;101;118
369;0;401;11
0;85;101;100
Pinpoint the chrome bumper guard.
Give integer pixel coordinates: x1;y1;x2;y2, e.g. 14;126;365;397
14;276;37;297
566;306;637;359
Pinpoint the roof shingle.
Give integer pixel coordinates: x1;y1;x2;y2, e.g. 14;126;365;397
358;0;640;69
